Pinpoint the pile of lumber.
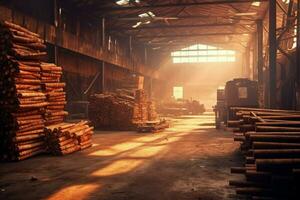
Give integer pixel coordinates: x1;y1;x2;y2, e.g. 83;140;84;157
137;120;169;133
89;92;136;130
133;89;149;123
0;21;94;160
44;121;93;155
0;21;48;160
89;89;158;130
229;107;300;199
148;101;158;121
41;62;68;125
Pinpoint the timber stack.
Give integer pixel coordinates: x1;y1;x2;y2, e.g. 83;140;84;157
0;21;94;160
44;121;93;155
133;89;149;123
40;62;68;125
147;101;158;121
229;107;300;199
0;21;48;161
89;89;158;130
137;119;169;133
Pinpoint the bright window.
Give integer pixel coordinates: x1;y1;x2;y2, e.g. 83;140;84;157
171;44;236;64
173;87;183;100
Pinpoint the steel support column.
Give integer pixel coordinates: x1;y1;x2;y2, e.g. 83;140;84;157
53;0;59;65
257;19;264;107
269;0;277;108
296;0;300;108
101;17;105;93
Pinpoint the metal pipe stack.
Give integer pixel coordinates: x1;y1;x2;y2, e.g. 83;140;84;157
229;107;300;199
0;21;48;161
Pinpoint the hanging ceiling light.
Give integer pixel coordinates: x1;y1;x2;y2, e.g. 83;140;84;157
251;1;261;7
116;0;140;6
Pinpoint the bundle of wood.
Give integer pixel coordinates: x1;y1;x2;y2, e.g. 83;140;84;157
0;21;47;60
40;62;68;125
120;75;144;90
44;121;93;155
0;21;48;161
133;89;149;123
89;93;136;130
147;101;158;121
229;107;300;199
137;120;169;133
89;89;158;130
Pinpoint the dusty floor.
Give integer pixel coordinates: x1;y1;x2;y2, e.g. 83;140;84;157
0;113;242;200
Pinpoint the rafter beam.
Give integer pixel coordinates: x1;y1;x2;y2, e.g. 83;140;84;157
111;23;255;30
102;0;268;11
136;32;252;38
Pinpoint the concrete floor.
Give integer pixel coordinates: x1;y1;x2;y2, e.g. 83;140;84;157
0;113;242;200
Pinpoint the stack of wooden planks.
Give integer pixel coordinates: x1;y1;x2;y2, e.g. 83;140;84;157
41;62;68;125
148;101;158;121
89;89;158;130
0;21;94;160
0;21;48;161
133;89;149;123
44;121;93;155
89;92;136;130
229;107;300;199
137;120;169;133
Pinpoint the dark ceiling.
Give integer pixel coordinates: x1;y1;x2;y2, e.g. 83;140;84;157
62;0;273;52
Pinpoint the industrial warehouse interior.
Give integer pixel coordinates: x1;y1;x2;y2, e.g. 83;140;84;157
0;0;300;199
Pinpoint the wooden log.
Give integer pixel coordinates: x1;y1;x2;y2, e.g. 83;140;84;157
245;132;300;136
2;21;40;38
16;128;44;136
80;141;92;150
17;124;44;133
16;141;44;151
16;148;44;160
249;135;300;143
236;187;272;196
253;149;300;159
59;145;80;155
256;159;300;172
13;134;44;142
252;142;300;149
256;121;300;127
17;92;45;97
229;180;267;188
256;126;300;132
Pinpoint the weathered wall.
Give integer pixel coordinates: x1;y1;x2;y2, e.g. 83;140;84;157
0;4;159;78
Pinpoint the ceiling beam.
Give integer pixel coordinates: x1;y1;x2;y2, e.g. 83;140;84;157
136;32;252;38
111;23;255;31
102;0;268;11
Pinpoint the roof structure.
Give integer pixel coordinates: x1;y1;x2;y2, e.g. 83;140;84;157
62;0;271;52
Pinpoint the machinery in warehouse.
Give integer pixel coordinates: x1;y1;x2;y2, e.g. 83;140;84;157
214;87;226;129
214;78;259;129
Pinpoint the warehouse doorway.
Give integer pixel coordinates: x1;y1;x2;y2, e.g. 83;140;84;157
173;86;183;100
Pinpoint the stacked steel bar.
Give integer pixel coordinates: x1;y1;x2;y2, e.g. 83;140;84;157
229;107;300;199
0;21;48;161
40;63;68;125
44;121;93;155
